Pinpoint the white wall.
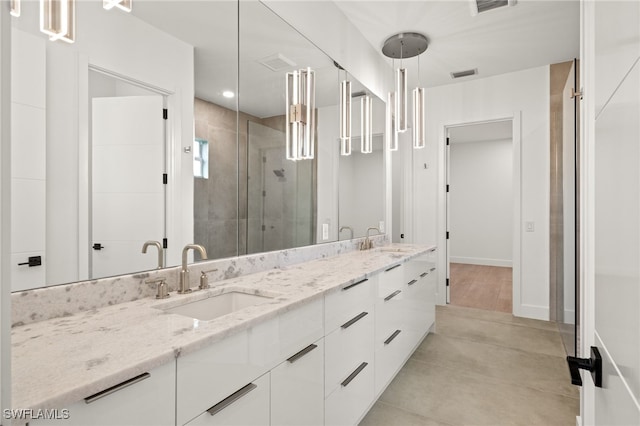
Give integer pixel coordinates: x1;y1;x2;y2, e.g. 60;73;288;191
410;66;550;320
449;138;513;267
12;1;194;287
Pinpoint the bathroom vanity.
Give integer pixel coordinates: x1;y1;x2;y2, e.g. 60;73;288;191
13;244;436;426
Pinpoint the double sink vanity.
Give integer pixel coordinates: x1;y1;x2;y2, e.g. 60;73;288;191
13;243;437;425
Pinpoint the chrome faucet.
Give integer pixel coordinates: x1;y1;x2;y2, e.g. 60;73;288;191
360;227;381;251
339;226;354;240
141;240;164;269
179;244;208;294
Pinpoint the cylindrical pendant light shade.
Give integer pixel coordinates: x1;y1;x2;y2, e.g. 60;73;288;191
286;68;316;161
10;0;21;17
361;96;372;154
412;87;425;149
340;80;351;156
395;68;407;132
387;91;398;151
41;0;75;43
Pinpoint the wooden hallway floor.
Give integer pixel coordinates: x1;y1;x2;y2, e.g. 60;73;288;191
449;263;512;313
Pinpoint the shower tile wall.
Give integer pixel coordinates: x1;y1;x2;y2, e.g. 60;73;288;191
194;98;249;259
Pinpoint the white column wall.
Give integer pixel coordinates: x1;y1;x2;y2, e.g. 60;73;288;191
412;66;550;320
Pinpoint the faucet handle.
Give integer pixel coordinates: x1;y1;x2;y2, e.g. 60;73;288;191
199;269;218;290
146;277;170;299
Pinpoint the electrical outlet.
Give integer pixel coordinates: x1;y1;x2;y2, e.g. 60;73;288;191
322;223;329;240
526;222;535;232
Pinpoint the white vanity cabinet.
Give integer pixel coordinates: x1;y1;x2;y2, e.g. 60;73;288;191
324;277;375;425
183;373;270;426
29;361;176;426
271;338;325;425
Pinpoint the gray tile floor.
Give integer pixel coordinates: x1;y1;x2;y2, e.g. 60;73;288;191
360;305;579;426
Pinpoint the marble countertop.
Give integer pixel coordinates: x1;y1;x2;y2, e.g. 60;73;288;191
11;244;434;411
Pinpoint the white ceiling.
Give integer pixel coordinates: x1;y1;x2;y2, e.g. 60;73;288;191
334;0;580;88
131;0;580;118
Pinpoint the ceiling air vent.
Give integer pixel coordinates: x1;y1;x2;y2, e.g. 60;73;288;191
258;53;296;72
470;0;516;16
450;68;478;79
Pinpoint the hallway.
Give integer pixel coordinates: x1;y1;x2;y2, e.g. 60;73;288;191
360;305;579;425
449;263;513;313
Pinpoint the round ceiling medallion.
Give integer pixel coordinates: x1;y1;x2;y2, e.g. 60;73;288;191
382;32;429;59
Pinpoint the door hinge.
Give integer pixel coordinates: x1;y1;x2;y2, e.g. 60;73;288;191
163;108;168;120
262;190;266;197
570;88;583;100
446;184;450;193
163;173;168;184
446;278;450;287
261;225;266;231
446;231;450;239
162;238;168;249
263;156;267;163
446;137;450;146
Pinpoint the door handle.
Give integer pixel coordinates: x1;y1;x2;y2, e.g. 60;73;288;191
93;243;105;251
17;256;42;267
566;346;602;387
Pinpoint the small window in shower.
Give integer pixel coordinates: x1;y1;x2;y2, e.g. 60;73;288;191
193;138;209;179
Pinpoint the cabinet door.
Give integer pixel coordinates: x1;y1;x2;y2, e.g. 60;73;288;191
184;373;270;426
271;339;324;426
30;361;175;426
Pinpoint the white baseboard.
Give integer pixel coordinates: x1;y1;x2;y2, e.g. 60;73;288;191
514;303;549;321
450;256;512;268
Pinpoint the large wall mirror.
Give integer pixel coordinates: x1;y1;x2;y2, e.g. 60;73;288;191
9;0;386;292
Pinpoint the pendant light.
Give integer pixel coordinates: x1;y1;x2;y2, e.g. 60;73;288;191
40;0;75;43
103;0;132;12
336;63;352;156
386;91;398;151
286;67;316;161
382;32;429;151
10;0;20;17
361;95;372;154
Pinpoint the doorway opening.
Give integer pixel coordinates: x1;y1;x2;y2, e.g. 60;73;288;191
445;119;516;313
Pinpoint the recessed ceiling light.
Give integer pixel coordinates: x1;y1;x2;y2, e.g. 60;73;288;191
222;91;235;98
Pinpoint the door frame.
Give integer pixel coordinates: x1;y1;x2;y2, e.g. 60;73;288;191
438;114;522;314
78;61;173;280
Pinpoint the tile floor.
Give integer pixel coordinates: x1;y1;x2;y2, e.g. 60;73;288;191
360;305;579;426
449;263;513;313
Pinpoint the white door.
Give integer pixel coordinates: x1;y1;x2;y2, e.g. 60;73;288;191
91;96;165;279
582;1;640;424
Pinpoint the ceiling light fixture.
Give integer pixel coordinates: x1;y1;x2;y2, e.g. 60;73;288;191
10;0;20;17
40;0;75;43
336;63;352;156
103;0;132;12
361;95;373;154
382;32;428;151
285;67;316;161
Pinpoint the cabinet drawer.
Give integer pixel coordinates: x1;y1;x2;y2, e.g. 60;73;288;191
184;373;270;426
177;329;268;425
377;263;404;295
375;327;411;396
30;361;176;426
374;285;406;351
325;307;374;396
325;276;375;333
325;360;374;426
271;338;324;426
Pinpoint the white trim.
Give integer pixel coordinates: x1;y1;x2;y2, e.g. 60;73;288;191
450;257;512;268
595;331;640;413
438;115;522;315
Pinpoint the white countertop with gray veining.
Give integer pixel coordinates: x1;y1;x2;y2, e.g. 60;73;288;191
11;244;434;411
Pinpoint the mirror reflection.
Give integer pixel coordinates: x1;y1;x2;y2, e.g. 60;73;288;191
10;0;386;292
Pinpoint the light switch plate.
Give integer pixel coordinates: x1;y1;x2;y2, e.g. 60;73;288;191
322;223;329;240
525;222;535;232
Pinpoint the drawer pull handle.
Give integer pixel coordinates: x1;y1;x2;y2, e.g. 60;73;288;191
385;264;401;272
384;290;402;301
207;383;257;416
341;362;368;387
84;372;150;404
341;311;368;329
384;329;402;345
420;272;428;278
408;279;418;286
287;343;318;363
343;278;368;291
430;267;436;272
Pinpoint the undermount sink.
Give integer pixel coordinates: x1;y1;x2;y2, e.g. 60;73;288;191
162;291;274;321
377;247;412;253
